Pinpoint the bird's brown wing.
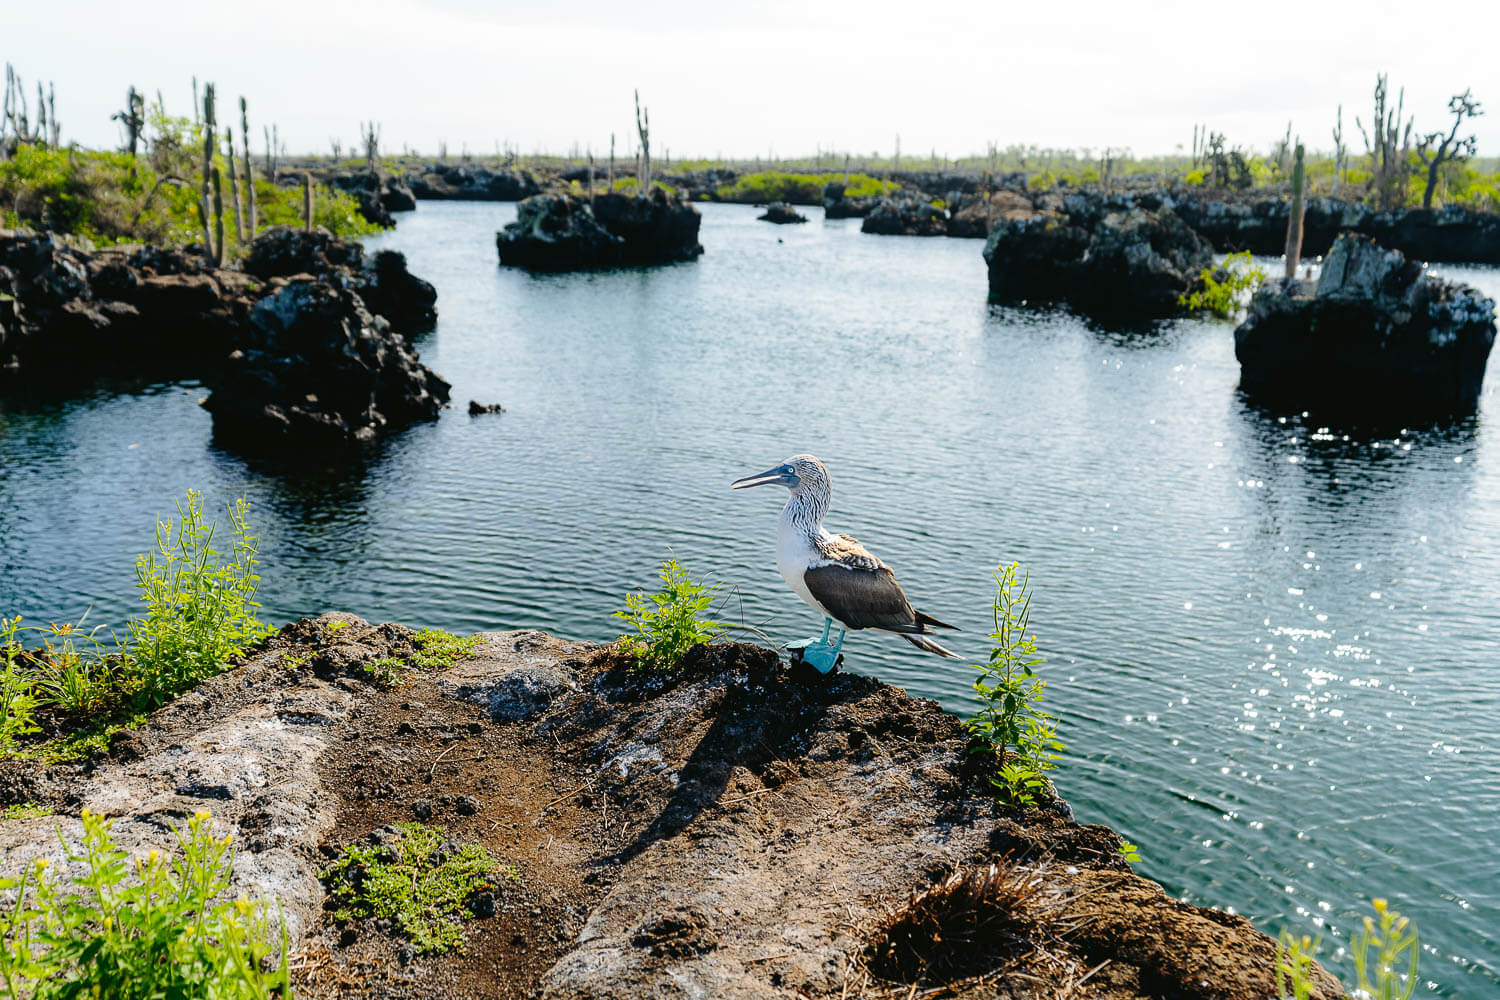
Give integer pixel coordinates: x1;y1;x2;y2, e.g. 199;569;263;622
804;563;923;633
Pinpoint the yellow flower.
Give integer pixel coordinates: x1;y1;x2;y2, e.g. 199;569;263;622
195;809;211;822
102;915;112;931
1372;898;1388;915
33;857;49;871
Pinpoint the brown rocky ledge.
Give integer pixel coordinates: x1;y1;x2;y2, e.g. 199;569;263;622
0;614;1343;1000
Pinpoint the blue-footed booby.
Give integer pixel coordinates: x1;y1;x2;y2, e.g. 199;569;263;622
731;454;959;672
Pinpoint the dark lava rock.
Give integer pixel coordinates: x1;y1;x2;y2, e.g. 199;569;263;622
497;190;703;272
1234;233;1496;417
468;400;504;415
861;198;947;236
456;795;480;815
407;164;542;201
944;190;1035;238
983;193;1214;323
329;171;417;220
245;227;436;333
243;226;364;280
1175;195;1500;265
201;278;450;445
410;798;434;820
0;230;252;370
757;202;807;225
822;182;877;219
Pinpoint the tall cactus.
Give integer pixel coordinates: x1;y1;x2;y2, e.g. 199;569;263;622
240;98;256;237
197;83;217;263
303;173;313;234
1284;143;1306;280
212;165;225;267
225;133;243;245
113;87;146;158
633;90;650;195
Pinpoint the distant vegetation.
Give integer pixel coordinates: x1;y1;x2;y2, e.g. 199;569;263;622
1180;251;1268;318
713;171;893;204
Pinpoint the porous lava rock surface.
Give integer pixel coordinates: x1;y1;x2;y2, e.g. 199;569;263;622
496;190;703;272
1235;233;1496;417
1;616;1345;1000
982;192;1214;323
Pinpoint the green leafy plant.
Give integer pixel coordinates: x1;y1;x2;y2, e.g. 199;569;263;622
1119;841;1143;864
1275;929;1321;1000
410;629;483;672
1351;898;1419;1000
965;562;1063;806
1179;250;1267;318
0;808;291;999
129;492;269;706
322;822;517;954
1;803;53;821
612;558;723;672
1;616;41;754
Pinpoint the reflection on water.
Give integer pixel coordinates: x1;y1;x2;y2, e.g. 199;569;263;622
1;204;1497;995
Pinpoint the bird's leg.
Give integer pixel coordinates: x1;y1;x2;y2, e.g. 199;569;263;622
788;618;842;674
820;618;832;645
831;628;846;657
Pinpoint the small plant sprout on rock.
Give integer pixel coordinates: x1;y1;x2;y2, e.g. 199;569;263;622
1275;928;1322;1000
613;557;724;672
965;562;1064;807
321;821;518;955
362;628;483;688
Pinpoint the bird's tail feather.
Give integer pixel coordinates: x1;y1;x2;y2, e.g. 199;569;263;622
915;610;960;632
903;632;960;659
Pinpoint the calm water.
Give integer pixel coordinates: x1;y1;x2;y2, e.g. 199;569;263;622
2;203;1498;995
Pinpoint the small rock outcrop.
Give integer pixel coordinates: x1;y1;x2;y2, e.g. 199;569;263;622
822;182;875;219
328;171;419;226
244;227;437;333
496;190;703;272
944;190;1036;238
0;227;449;449
861;198;948;236
407;164;542;201
203;280;450;444
1235;233;1497;416
983;193;1214;323
757;202;807;225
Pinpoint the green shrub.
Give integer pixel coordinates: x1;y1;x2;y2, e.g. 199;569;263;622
613;557;723;672
965;562;1063;806
0;809;291;999
1;803;52;821
1179;250;1267;318
322;822;517;955
0;617;41;754
129;491;270;706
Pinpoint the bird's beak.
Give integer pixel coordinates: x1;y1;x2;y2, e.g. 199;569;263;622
731;464;797;490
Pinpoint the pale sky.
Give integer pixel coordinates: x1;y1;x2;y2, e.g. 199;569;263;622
10;0;1500;162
